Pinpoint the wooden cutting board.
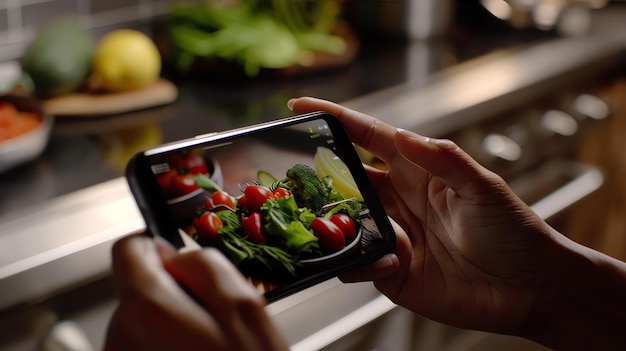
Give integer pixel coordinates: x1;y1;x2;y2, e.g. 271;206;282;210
42;78;178;117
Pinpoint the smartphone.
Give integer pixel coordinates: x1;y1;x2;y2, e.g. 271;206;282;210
126;111;396;302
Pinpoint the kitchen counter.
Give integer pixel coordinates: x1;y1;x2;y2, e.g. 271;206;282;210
0;1;560;216
2;4;626;350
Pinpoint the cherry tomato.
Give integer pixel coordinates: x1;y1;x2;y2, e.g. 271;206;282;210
212;191;235;209
311;218;345;252
156;169;177;196
241;212;265;243
236;195;248;210
177;152;208;175
330;214;357;243
171;174;199;197
244;185;273;211
193;212;222;245
204;198;215;211
272;187;291;200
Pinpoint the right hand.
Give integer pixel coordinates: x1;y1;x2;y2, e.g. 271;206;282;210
289;97;560;335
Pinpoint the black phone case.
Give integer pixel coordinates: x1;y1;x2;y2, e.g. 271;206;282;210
126;111;396;302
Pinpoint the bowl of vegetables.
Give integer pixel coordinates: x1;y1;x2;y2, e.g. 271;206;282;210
299;212;362;268
0;94;53;173
154;149;224;224
186;162;365;279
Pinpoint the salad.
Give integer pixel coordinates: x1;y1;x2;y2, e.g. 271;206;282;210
189;162;362;277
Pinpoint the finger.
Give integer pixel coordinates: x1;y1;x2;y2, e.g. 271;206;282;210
110;234;166;295
163;248;261;306
288;97;399;164
394;128;504;200
362;162;388;189
109;235;223;350
161;248;285;351
339;220;410;283
338;253;400;283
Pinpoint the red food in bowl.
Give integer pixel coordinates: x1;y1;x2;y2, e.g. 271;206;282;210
0;101;42;142
0;95;52;173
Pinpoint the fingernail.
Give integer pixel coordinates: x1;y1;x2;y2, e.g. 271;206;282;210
377;254;399;270
154;236;177;259
287;98;297;111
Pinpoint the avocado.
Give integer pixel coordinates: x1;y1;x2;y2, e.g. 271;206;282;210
20;16;95;98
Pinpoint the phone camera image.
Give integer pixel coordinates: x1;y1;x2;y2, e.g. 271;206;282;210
151;149;224;224
129;114;395;301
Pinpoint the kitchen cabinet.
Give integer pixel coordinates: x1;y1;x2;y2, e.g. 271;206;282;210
553;77;626;261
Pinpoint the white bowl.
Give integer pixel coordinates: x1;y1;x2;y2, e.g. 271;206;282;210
0;96;52;173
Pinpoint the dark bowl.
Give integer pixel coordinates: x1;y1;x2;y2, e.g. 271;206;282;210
166;158;223;224
299;227;363;268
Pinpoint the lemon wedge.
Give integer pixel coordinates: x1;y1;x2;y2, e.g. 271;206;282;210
314;147;363;201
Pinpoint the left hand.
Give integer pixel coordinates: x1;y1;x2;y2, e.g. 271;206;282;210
104;234;288;351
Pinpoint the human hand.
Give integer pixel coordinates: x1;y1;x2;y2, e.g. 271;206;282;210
288;97;558;335
104;234;288;351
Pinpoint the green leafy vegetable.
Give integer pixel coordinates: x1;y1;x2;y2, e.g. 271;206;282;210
322;198;362;220
167;0;346;76
262;196;319;253
216;210;299;274
193;161;362;277
321;176;362;218
194;174;223;192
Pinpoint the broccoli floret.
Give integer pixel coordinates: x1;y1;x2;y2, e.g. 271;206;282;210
282;164;326;213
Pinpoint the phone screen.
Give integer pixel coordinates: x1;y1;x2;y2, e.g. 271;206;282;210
127;112;395;301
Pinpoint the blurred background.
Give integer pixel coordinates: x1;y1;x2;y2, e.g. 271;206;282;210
1;1;626;350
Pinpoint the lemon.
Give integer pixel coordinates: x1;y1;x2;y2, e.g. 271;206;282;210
92;29;161;92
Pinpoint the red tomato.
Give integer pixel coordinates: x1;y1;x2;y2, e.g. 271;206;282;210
330;214;357;243
156;169;177;195
204;198;214;211
236;195;248;210
241;212;265;243
212;191;235;209
171;174;199;197
194;212;222;245
178;152;208;175
311;218;345;252
272;187;291;200
244;185;273;211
